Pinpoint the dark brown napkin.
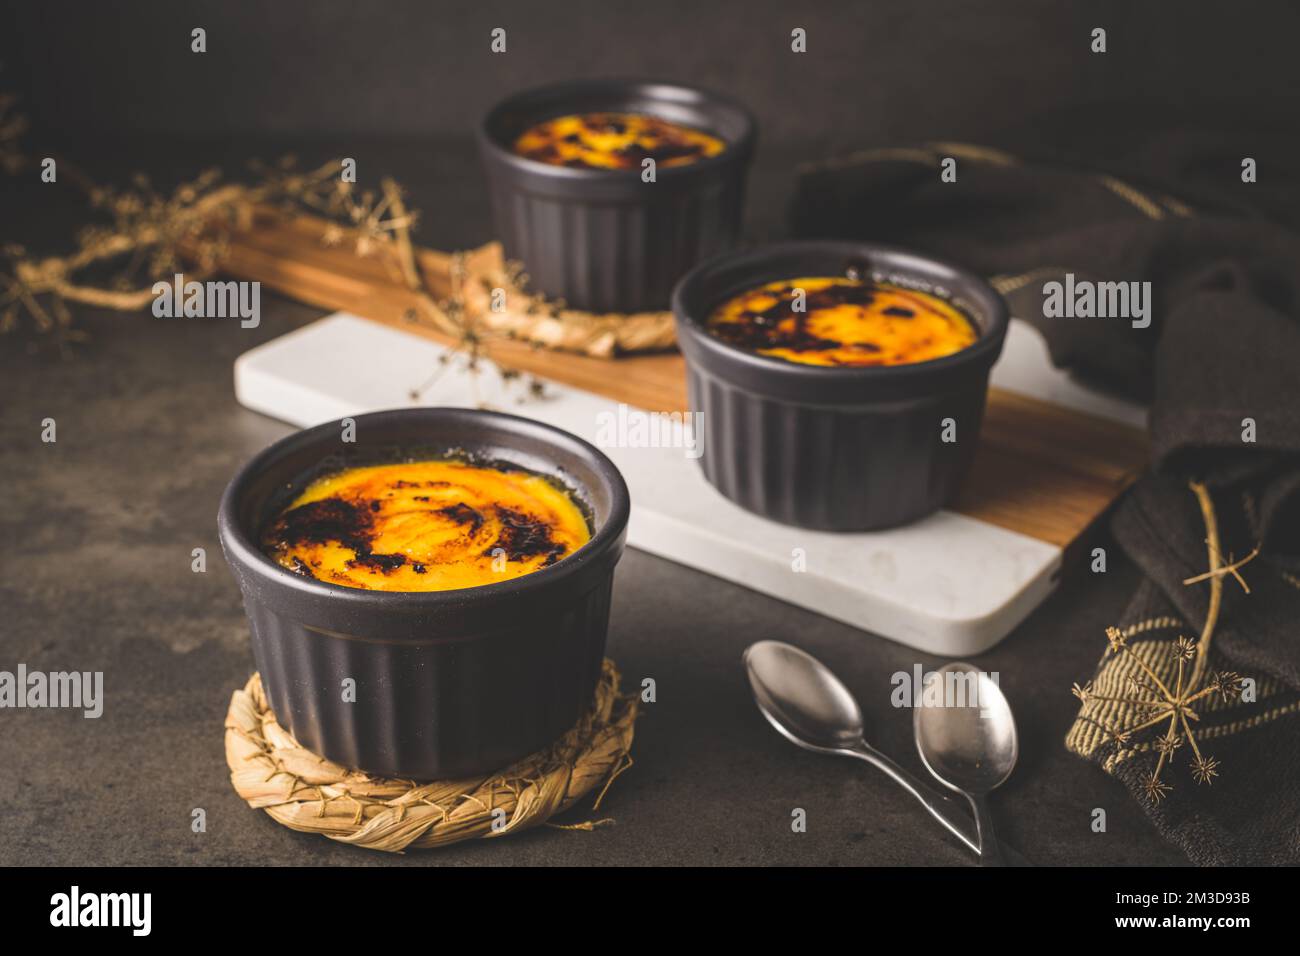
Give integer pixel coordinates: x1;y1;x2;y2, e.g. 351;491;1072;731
790;122;1300;864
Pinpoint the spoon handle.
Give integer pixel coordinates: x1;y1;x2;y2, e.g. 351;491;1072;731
845;742;980;856
970;793;1005;866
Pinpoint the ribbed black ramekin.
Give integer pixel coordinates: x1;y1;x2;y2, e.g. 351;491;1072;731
217;408;630;780
672;242;1009;532
478;79;756;314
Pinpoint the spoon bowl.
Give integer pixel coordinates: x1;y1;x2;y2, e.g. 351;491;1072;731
913;662;1019;865
913;662;1018;792
744;640;865;752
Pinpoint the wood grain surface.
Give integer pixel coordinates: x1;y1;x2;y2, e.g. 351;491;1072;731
216;210;1149;549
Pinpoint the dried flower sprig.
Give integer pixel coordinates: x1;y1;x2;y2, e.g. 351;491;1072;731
403;250;548;407
1182;539;1260;593
0;140;497;380
1072;481;1257;804
1;150;457;371
1074;626;1243;803
3;160;268;344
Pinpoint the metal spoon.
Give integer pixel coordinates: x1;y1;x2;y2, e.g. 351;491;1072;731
913;661;1019;867
744;640;982;858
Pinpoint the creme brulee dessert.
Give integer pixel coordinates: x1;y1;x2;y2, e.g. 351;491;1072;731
260;460;590;592
705;276;977;367
512;112;725;170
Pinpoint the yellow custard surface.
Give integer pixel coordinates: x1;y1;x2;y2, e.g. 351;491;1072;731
512;112;725;170
260;460;591;592
706;277;978;367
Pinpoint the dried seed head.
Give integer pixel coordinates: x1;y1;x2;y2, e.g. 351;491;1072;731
1209;671;1242;703
1106;626;1128;652
1155;732;1182;756
1191;755;1220;785
1143;774;1172;804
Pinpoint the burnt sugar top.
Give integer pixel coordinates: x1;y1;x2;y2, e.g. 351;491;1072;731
705;275;978;368
260;460;591;592
512;111;726;170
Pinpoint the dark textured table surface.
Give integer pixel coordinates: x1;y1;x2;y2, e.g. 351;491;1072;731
0;140;1188;867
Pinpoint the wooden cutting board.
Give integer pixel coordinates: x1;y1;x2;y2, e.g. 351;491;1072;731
218;209;1148;554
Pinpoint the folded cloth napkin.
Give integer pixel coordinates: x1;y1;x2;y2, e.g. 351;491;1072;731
791;124;1300;864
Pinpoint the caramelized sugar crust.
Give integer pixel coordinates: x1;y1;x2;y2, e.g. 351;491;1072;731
706;277;977;367
512;112;725;170
261;460;591;592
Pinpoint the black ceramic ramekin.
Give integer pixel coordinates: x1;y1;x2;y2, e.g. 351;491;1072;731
478;79;756;314
672;241;1010;532
217;408;630;780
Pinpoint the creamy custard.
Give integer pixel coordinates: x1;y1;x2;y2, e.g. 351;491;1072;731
706;277;978;367
512;112;725;170
260;460;591;592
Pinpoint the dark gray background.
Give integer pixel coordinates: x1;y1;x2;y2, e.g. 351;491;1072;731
2;0;1281;867
4;0;1297;150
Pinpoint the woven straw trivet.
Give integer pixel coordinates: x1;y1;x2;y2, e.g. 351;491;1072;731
224;659;637;852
